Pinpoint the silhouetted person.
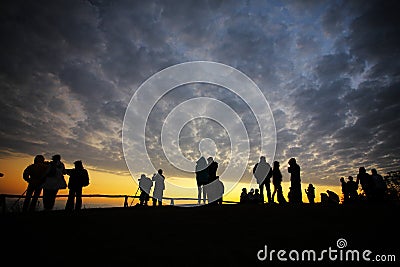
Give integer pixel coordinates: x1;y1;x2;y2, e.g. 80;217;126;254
195;156;209;204
248;188;255;203
65;160;89;211
340;177;349;204
288;158;302;204
206;157;219;204
138;174;152;206
271;161;286;204
207;157;219;182
215;177;224;205
152;169;165;206
253;188;262;204
124;196;129;208
22;155;49;212
305;184;315;204
356;167;373;202
371;168;386;203
326;190;340;205
240;188;249;204
347;176;358;203
43;154;67;210
253;156;272;203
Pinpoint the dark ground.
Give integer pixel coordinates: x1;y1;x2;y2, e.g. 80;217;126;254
1;203;399;267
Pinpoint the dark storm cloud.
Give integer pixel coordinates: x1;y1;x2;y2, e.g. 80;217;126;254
0;0;399;186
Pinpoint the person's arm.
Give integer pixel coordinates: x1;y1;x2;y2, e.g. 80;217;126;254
22;166;30;182
253;163;258;174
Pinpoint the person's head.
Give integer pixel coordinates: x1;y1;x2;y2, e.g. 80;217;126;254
74;160;83;169
34;155;45;164
308;183;314;188
288;158;296;166
52;154;61;162
371;168;377;175
207;157;213;164
140;174;146;180
249;188;254;193
242;188;247;193
348;176;353;181
273;161;280;168
158;169;163;175
260;156;266;162
359;167;366;174
340;177;345;183
255;189;259;194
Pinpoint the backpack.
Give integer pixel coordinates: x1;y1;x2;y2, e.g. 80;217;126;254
81;169;90;187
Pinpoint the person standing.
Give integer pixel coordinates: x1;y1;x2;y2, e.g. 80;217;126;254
138;174;152;206
370;168;386;203
271;161;286;204
340;177;349;204
152;169;165;206
288;158;302;204
206;157;219;204
356;167;373;202
253;156;272;203
195;156;209;204
65;160;90;211
347;176;359;203
305;184;315;204
22;155;49;212
43;154;67;210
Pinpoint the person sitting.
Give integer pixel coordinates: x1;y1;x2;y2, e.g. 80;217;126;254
240;188;249;204
254;188;262;204
248;188;255;203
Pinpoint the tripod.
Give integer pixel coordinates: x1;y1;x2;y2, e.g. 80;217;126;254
11;189;28;211
130;187;140;207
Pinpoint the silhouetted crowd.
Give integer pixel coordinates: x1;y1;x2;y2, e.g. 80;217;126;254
240;157;302;205
21;154;89;212
340;167;387;204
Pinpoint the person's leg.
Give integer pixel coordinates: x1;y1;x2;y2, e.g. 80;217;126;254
266;183;272;203
197;185;202;204
158;192;163;206
259;183;264;203
271;185;277;202
29;187;42;212
22;185;34;212
75;187;82;210
65;189;75;211
43;189;50;210
203;185;207;204
49;189;58;210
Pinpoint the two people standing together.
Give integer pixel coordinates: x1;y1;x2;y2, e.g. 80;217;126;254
195;156;224;205
252;156;302;204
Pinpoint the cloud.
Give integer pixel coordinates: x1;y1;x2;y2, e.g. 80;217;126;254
0;0;399;189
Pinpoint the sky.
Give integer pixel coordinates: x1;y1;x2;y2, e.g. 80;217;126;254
0;0;399;204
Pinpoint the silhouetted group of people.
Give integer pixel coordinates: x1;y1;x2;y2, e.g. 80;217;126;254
22;154;89;212
241;156;303;205
195;156;224;205
340;167;387;204
137;169;166;206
